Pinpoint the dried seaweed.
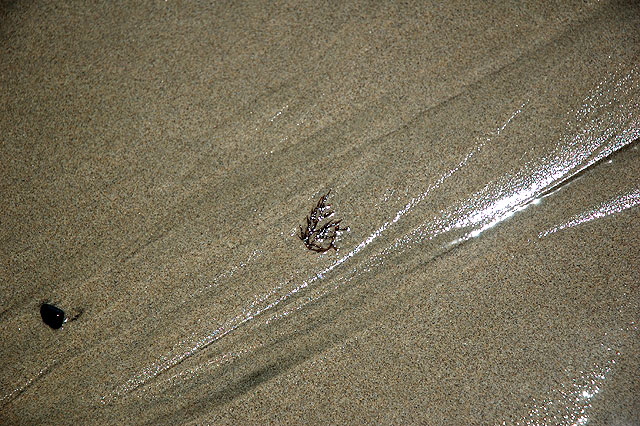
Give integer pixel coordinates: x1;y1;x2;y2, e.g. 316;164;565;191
298;190;345;252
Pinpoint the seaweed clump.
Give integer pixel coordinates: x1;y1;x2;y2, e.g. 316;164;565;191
298;190;346;253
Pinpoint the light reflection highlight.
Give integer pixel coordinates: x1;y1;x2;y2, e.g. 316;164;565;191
539;188;640;238
502;350;617;426
106;68;638;406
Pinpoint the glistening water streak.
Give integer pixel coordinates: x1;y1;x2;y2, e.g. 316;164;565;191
106;66;638;403
539;188;640;238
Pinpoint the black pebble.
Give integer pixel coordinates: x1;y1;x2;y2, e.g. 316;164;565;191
40;303;65;329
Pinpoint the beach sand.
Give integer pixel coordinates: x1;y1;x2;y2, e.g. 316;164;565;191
1;1;638;424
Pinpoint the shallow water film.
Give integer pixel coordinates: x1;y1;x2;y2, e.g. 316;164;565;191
1;1;638;424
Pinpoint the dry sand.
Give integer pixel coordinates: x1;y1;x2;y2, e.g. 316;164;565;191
1;0;639;424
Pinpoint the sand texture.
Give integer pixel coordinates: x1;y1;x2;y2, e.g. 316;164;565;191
1;1;639;424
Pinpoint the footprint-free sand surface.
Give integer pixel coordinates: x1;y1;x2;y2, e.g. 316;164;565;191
1;1;639;424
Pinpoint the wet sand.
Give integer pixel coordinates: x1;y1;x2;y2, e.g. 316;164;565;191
1;1;639;424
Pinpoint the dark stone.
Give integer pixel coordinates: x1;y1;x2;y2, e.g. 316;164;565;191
40;303;65;329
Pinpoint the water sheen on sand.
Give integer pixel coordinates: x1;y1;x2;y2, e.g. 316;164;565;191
1;1;638;424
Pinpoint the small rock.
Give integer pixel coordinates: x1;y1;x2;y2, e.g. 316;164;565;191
40;303;65;329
